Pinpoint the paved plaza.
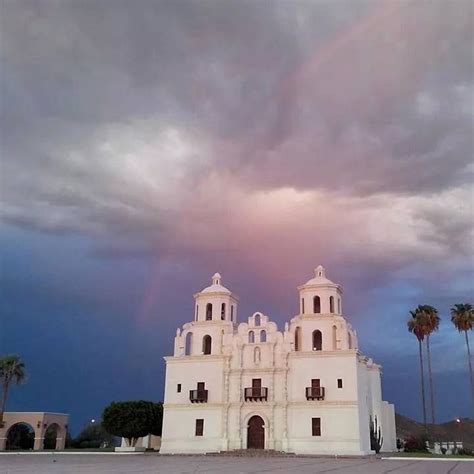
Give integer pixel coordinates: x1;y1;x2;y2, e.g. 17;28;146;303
0;454;473;474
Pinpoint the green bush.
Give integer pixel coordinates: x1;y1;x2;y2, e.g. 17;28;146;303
403;435;429;452
71;422;115;449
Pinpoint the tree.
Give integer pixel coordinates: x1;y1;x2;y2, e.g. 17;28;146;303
0;355;26;424
407;310;427;427
451;303;474;414
102;401;163;447
419;305;440;425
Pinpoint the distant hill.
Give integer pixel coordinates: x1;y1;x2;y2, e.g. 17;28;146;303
396;413;474;450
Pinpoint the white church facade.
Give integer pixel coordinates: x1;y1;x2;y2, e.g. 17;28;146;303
160;266;396;455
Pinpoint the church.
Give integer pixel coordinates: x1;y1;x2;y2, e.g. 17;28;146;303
160;266;396;455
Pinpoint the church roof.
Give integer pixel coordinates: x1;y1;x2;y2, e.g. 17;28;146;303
200;273;232;294
304;265;336;286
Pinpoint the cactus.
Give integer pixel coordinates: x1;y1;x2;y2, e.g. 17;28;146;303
370;415;383;453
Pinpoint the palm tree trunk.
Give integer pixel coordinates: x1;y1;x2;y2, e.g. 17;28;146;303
426;335;436;424
465;330;474;416
418;339;427;427
0;381;9;424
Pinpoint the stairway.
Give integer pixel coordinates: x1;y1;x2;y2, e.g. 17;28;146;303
207;449;296;457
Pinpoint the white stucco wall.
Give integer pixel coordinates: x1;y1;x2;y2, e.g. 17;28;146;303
160;268;396;455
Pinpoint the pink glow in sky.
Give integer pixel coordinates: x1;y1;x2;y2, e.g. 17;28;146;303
1;0;473;429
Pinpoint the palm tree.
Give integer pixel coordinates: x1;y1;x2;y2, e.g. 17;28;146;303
451;303;473;413
419;305;440;425
0;355;27;424
407;309;427;427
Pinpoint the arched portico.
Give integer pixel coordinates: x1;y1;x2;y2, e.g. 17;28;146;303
43;423;61;449
0;412;68;451
5;422;35;450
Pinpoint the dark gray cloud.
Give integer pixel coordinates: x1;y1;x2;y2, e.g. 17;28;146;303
2;0;474;430
1;0;472;295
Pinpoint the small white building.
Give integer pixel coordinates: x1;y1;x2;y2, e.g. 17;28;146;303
160;266;396;455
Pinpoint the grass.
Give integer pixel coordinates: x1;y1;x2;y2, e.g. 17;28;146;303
1;448;116;453
388;452;474;459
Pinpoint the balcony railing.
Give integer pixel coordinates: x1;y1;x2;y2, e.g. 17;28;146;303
244;387;268;401
189;389;208;403
305;386;325;400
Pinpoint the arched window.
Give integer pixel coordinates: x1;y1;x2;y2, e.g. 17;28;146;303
185;332;193;355
313;296;321;314
249;331;255;343
301;298;305;314
203;335;212;355
260;330;267;342
195;305;199;321
329;296;334;313
255;313;261;326
254;347;261;363
332;325;337;350
338;298;341;314
295;327;301;351
348;332;352;349
221;303;226;320
206;303;212;321
231;305;234;321
312;330;322;351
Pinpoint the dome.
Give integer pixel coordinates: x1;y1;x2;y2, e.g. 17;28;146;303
200;272;232;294
304;265;335;286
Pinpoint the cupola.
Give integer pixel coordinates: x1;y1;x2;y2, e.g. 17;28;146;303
297;265;343;315
193;273;239;323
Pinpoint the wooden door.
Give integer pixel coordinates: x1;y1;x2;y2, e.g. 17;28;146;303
247;415;264;449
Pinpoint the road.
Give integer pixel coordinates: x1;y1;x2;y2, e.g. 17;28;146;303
0;453;472;474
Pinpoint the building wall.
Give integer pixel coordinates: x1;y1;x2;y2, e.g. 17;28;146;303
160;270;396;455
0;412;69;451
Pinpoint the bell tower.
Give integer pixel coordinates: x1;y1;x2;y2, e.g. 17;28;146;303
173;273;238;357
297;265;342;315
288;265;356;352
193;273;238;323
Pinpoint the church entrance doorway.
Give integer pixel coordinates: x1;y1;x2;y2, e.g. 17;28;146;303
247;415;265;449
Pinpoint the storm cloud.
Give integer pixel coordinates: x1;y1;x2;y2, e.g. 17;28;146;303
1;0;473;430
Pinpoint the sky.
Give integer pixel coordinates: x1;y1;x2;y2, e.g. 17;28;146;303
1;0;473;435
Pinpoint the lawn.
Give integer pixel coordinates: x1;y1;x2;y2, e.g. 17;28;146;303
388;452;474;459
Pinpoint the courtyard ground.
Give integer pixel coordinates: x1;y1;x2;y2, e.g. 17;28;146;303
0;453;473;474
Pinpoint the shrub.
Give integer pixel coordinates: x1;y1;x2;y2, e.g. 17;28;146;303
71;423;115;449
403;435;429;452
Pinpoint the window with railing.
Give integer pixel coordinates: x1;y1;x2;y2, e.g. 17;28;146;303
190;382;208;403
244;378;268;401
306;379;325;400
